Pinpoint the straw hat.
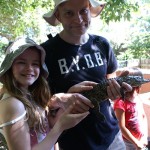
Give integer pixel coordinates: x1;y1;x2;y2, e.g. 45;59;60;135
43;0;106;26
0;37;49;83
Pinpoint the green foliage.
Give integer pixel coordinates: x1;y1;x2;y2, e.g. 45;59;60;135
112;31;150;60
1;0;149;61
0;0;139;41
0;0;53;40
113;32;150;60
0;0;149;67
0;41;7;64
128;33;150;58
117;50;134;60
100;0;139;23
110;2;150;60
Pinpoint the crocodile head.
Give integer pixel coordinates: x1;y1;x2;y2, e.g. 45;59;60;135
119;75;150;87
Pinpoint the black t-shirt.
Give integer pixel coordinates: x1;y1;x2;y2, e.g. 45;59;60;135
41;34;119;150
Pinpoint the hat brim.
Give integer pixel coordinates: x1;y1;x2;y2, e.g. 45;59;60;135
89;0;106;17
0;38;49;83
43;0;106;26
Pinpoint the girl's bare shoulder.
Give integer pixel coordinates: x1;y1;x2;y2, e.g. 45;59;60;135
0;96;26;125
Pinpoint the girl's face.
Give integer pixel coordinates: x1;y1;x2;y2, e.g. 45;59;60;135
12;48;40;90
125;87;139;101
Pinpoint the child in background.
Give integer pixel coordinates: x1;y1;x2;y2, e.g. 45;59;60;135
114;68;148;150
0;37;91;150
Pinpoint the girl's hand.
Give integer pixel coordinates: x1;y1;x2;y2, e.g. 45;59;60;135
49;93;94;113
50;104;90;130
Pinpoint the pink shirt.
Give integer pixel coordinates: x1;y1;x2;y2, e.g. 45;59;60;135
114;98;145;140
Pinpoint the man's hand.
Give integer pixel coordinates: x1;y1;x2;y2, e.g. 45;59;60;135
67;81;97;93
107;70;132;100
107;79;132;100
49;104;90;130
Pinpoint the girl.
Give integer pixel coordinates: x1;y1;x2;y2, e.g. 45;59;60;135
114;68;148;150
0;37;91;150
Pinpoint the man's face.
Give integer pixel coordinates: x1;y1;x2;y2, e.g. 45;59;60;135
55;0;91;37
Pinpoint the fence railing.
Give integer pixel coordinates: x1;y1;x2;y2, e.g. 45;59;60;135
118;59;150;69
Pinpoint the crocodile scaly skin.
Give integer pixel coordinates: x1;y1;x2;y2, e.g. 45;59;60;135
82;75;150;121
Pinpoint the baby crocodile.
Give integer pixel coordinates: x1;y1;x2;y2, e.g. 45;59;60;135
81;75;150;121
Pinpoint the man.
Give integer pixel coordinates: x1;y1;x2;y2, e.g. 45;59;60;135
41;0;131;149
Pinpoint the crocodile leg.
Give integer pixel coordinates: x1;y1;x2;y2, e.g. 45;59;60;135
90;99;106;121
